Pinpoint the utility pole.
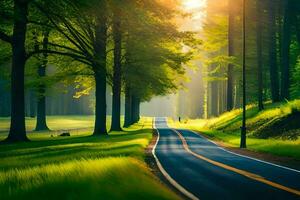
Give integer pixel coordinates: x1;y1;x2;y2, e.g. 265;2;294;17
240;0;247;148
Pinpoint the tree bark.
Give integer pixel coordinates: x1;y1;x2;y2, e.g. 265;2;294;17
29;90;36;118
227;0;234;111
111;10;122;131
131;95;137;124
137;98;140;122
268;0;280;102
93;72;107;135
93;9;108;136
256;1;264;111
281;0;292;100
124;86;132;127
35;31;49;131
211;81;218;117
6;0;29;142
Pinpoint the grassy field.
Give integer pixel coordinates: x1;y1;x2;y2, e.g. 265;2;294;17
0;115;98;141
0;116;179;200
169;100;300;160
0;115;96;131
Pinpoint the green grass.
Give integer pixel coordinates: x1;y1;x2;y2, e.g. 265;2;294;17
169;100;300;160
0;115;99;141
0;157;178;200
0;117;179;200
0;115;126;141
0;115;96;131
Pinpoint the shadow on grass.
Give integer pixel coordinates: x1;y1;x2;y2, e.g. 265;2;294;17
0;128;153;170
213;107;259;131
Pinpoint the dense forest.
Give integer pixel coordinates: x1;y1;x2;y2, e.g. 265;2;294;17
202;0;300;118
1;0;300;141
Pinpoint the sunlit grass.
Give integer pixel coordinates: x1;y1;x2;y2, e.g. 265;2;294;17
0;117;152;170
0;115;96;131
0;157;179;200
0;115;133;141
169;100;300;160
0;117;179;200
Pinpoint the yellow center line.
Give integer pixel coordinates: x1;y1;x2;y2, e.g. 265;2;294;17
172;129;300;196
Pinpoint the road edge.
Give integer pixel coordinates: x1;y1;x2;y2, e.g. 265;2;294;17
187;129;300;173
145;118;199;200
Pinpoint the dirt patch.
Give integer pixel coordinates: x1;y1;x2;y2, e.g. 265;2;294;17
145;129;189;200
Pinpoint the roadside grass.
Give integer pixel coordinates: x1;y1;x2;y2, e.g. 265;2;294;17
169;100;300;160
0;117;179;200
0;157;178;200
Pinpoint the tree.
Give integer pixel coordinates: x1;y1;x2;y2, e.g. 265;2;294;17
256;0;264;110
268;0;280;102
281;0;292;100
35;30;50;131
227;0;235;111
123;0;191;125
0;0;30;142
110;2;123;131
33;0;109;135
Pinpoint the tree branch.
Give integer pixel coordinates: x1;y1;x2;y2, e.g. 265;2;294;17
26;49;92;66
27;20;55;29
47;42;84;55
33;2;88;56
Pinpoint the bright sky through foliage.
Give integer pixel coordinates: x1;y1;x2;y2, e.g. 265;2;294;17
181;0;206;31
183;0;206;10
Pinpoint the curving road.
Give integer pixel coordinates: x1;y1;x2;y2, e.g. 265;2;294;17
153;118;300;200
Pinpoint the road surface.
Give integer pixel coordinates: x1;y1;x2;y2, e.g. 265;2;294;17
153;118;300;200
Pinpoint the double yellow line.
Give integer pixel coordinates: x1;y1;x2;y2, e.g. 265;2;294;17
172;129;300;197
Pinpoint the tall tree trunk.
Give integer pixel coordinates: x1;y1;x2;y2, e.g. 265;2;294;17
6;0;29;142
111;10;122;131
93;9;108;135
281;0;292;100
131;95;138;124
132;97;140;123
137;98;140;121
296;20;300;45
227;0;234;111
29;90;36;118
268;0;280;102
211;81;218;117
35;31;49;131
124;86;132;127
93;72;107;135
256;0;264;111
131;95;135;124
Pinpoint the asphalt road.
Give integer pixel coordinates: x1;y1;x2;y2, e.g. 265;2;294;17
153;118;300;200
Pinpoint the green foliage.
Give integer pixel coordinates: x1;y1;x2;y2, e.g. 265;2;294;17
121;0;194;102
